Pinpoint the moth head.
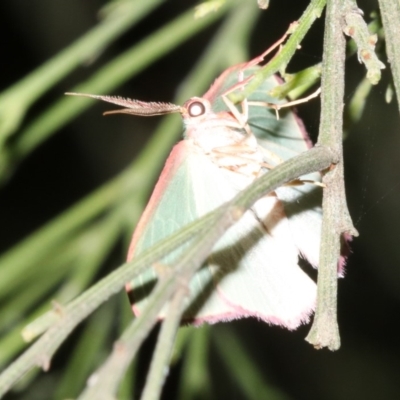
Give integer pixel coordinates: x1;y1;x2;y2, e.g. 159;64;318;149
181;97;212;125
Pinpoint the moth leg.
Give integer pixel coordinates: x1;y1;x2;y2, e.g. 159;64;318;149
210;141;282;175
221;94;251;133
286;179;326;188
248;87;321;120
259;146;285;166
209;143;265;176
212;142;258;156
218;27;294;131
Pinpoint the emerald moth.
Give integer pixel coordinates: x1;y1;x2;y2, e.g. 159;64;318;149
67;45;323;330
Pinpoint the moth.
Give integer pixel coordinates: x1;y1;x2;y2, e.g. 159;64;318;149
67;44;322;330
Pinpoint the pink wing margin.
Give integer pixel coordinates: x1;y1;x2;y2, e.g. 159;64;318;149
126;142;188;263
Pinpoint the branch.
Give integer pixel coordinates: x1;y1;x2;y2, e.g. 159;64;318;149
306;0;358;351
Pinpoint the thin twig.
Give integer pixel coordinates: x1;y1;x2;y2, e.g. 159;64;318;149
342;1;385;84
229;0;327;103
139;286;189;400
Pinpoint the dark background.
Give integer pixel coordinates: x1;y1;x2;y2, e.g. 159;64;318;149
1;0;400;399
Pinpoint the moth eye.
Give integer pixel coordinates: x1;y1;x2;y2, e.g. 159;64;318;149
188;101;206;117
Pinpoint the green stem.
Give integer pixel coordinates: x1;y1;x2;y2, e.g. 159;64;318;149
139;286;187;400
229;0;327;103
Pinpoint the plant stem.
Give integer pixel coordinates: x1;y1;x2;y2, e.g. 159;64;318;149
139;286;188;400
306;0;358;351
229;0;327;103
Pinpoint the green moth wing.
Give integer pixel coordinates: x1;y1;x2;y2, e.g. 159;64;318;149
127;140;316;329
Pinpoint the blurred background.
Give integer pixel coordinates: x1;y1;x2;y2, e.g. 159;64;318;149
1;0;400;399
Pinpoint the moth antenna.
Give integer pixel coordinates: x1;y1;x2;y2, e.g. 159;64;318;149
65;92;182;116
